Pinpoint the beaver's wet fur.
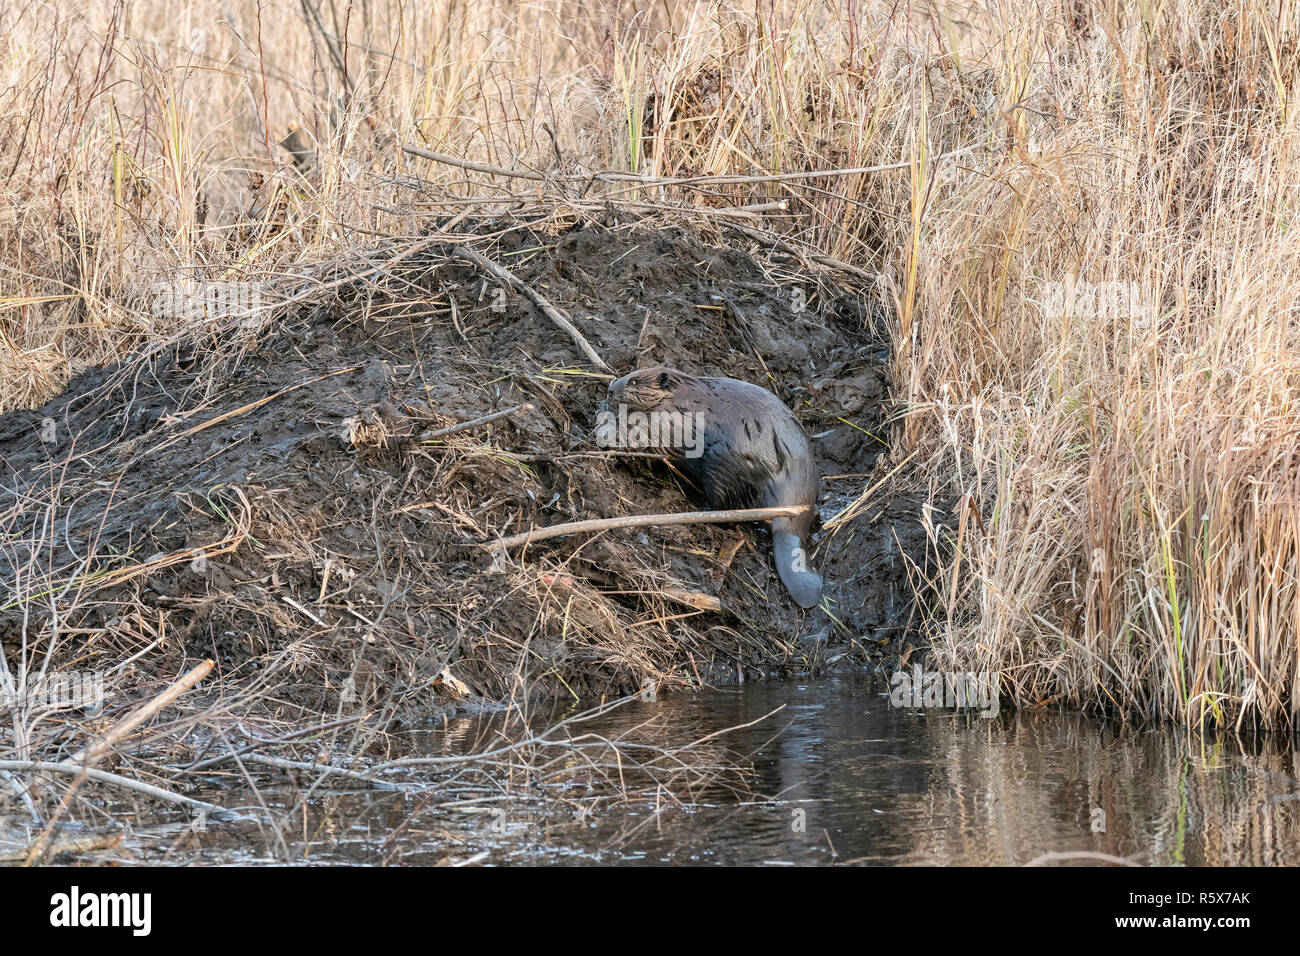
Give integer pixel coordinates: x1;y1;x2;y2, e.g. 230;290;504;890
597;366;822;608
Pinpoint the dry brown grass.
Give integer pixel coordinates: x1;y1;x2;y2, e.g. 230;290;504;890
2;0;1300;732
908;3;1300;731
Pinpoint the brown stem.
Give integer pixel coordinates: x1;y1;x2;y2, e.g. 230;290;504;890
486;505;808;550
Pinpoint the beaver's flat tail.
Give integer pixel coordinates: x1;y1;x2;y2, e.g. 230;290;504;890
772;524;822;609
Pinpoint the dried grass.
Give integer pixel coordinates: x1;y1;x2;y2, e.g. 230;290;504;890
0;0;1297;811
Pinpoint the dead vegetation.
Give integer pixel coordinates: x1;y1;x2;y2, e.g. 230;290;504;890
0;211;909;857
3;0;1300;862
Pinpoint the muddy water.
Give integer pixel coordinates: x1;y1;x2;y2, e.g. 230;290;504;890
122;676;1300;865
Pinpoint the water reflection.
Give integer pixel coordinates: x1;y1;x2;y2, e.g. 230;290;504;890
106;676;1300;865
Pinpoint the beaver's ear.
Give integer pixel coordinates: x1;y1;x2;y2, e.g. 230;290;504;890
657;370;671;388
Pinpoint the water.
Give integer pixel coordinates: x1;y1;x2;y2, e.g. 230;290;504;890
48;676;1300;865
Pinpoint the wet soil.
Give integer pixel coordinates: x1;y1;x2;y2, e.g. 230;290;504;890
0;219;931;717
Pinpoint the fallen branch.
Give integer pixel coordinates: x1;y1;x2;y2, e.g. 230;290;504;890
485;505;808;550
402;143;977;188
540;575;723;613
403;145;547;181
0;760;231;819
455;246;610;371
182;716;363;772
0;831;123;862
724;221;878;283
401;403;533;444
229;753;399;791
73;659;215;765
20;659;219;863
564;197;788;221
144;369;360;457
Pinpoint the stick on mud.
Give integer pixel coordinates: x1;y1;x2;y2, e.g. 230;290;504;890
402;403;533;444
455;246;611;371
486;505;809;550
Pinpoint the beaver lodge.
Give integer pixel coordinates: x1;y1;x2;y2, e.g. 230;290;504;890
0;218;931;736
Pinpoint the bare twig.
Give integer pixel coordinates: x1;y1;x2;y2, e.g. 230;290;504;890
0;761;230;818
455;246;610;370
402;145;547;181
724;221;879;283
402;143;977;188
401;403;532;444
235;753;399;790
143;370;359;457
825;449;919;530
19;660;219;864
0;831;122;861
73;659;215;765
661;589;723;612
486;505;808;550
182;716;363;772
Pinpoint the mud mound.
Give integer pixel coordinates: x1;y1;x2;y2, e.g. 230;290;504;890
0;220;927;717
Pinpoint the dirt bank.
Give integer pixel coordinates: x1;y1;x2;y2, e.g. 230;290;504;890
0;218;929;719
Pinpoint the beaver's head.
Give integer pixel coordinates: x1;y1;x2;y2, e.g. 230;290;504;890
606;366;696;411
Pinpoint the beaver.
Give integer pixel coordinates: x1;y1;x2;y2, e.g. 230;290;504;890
595;366;822;608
